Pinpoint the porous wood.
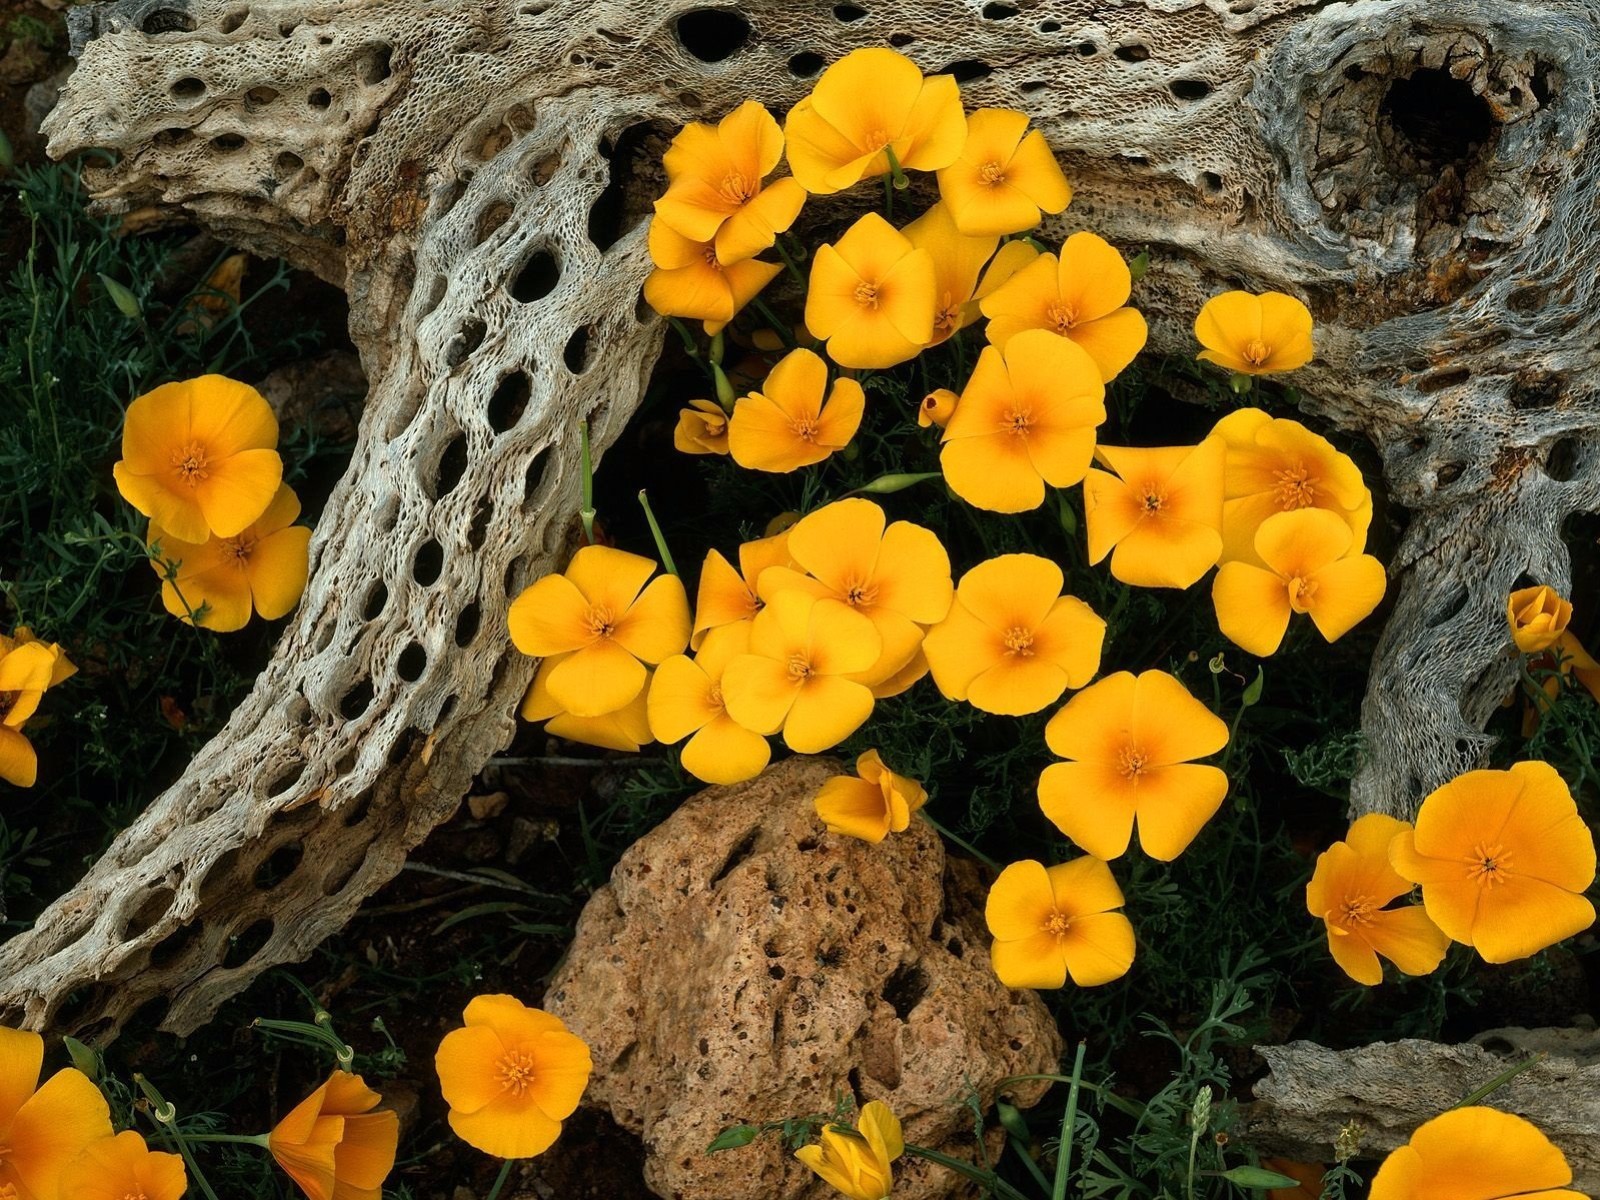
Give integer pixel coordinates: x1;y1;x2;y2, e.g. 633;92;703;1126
4;0;1597;1034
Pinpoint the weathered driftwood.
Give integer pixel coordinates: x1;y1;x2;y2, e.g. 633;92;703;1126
1244;1028;1600;1193
3;0;1597;1035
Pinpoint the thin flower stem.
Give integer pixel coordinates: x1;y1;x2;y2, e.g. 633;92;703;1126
750;296;796;348
904;1144;1032;1200
133;1075;224;1200
180;1133;272;1147
774;236;808;288
485;1159;515;1200
991;1074;1147;1121
918;813;997;870
579;421;596;544
638;490;678;577
1453;1052;1545;1109
1052;1042;1086;1200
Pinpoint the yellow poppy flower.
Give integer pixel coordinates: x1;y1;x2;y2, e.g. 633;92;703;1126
1037;670;1229;861
113;374;283;544
1211;508;1386;656
813;750;927;843
1369;1106;1585;1200
1084;439;1226;589
721;589;880;753
728;348;865;472
654;100;807;265
784;48;966;194
985;857;1135;988
980;232;1148;382
1194;291;1313;375
794;1100;903;1200
940;330;1106;513
0;1026;113;1200
507;545;690;717
691;533;793;649
648;624;771;785
923;553;1104;716
918;388;958;428
1211;408;1373;565
1547;630;1600;702
148;482;311;632
1507;585;1572;654
0;628;75;688
804;213;935;369
520;654;654;752
642;218;782;335
1305;814;1449;987
756;498;952;688
266;1072;398;1200
435;995;593;1160
936;107;1072;236
0;641;58;787
1389;761;1596;963
902;201;997;344
674;400;731;456
1263;1159;1324;1200
60;1131;186;1200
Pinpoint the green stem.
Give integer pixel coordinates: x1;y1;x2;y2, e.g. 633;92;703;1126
749;296;796;348
1052;1043;1085;1200
133;1076;224;1200
774;236;808;288
485;1159;515;1200
180;1132;272;1147
579;421;596;545
904;1144;1032;1200
1454;1052;1545;1109
919;813;997;870
638;490;678;577
991;1074;1146;1121
884;143;910;190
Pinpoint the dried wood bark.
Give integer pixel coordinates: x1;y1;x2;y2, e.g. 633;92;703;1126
2;0;1596;1035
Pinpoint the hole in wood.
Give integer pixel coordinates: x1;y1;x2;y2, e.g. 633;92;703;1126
398;642;427;682
413;539;445;586
788;51;823;76
511;249;561;302
1380;67;1495;168
676;9;751;62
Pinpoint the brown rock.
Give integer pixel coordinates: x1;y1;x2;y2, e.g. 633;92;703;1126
545;757;1062;1200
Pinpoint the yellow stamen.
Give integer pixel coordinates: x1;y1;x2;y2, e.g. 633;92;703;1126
1286;576;1319;613
496;1050;539;1096
790;417;820;442
1273;464;1318;509
1467;842;1511;886
1116;743;1149;781
1141;489;1164;514
1045;300;1079;333
717;171;755;205
979;160;1006;185
1006;407;1033;435
787;654;814;681
1243;339;1271;366
1337;896;1375;926
1043;910;1072;936
844;578;878;607
854;281;880;309
584;605;617;639
170;441;211;486
224;535;254;571
1002;626;1034;656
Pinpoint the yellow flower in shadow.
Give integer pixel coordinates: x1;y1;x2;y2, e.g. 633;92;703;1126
1389;761;1596;964
1305;814;1449;987
805;213;935;368
266;1072;397;1200
902;201;997;345
813;749;927;843
0;641;60;787
691;532;794;649
794;1101;904;1200
985;857;1134;988
520;654;654;752
936;107;1072;236
674;400;731;456
1507;584;1572;654
728;348;865;472
1369;1107;1585;1200
0;1026;113;1200
643;218;781;335
648;624;771;785
61;1131;186;1200
1037;670;1229;861
1194;290;1313;375
1084;439;1226;589
784;48;965;194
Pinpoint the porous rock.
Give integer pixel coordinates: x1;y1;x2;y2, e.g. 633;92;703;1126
545;756;1061;1200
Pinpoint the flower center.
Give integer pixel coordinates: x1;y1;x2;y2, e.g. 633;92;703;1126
1001;626;1034;656
844;578;878;608
790;416;820;442
1116;743;1149;780
865;127;891;151
0;691;16;721
1141;489;1165;514
1286;576;1318;613
223;535;254;571
700;412;727;437
1243;338;1271;366
717;171;755;205
854;280;881;309
584;605;617;639
787;654;814;681
979;159;1007;185
1045;300;1079;333
169;440;211;486
1336;895;1375;926
934;292;960;335
707;682;725;711
497;1050;539;1096
1467;842;1512;885
1273;464;1318;509
1043;910;1073;936
119;1191;149;1200
701;244;723;269
1005;407;1033;436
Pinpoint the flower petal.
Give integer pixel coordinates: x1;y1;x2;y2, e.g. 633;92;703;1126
192;448;284;538
1059;911;1136;986
611;574;691;663
681;715;772;785
545;639;648;717
508;574;595;657
783;676;875;752
1303;554;1386;644
1038;760;1138;860
1212;562;1292;656
449;1093;563;1160
248;525;312;620
990;930;1069;989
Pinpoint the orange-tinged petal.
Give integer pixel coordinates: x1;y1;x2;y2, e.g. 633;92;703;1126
940;431;1044;512
729;395;823;472
521;1028;593;1122
1107;515;1222;589
1005;127;1073;211
786;498;885;596
463;993;570;1040
8;1068;113;1200
544;692;653;752
872;521;954;625
815;377;866;449
681;714;771;785
1042;670;1138;762
1194;290;1262;372
1212;562;1292;656
815;775;895;842
1370;1106;1577;1200
1082;471;1144;567
449;1092;563;1160
1068;307;1148;383
610;574;691;663
857;1101;904;1168
565;544;655;614
675;400;731;457
647;217;711;270
1005;329;1107;429
1361;905;1450;978
0;1026;43;1128
1503;760;1598;890
803;242;865;340
849;607;926;688
904;202;998;321
248;525;312;620
807;49;923;163
1129;763;1230;860
60;1130;188;1200
986;860;1056;939
435;1025;508;1114
508;574;595;656
164;560;255;632
952;551;1062;632
1038;760;1139;860
1045;855;1125;918
715;176;807;264
1256;292;1315;370
180;374;280;458
1254;507;1352;578
1057;231;1133;320
721;654;799;734
1134;670;1230;765
647;655;718;744
784;96;878;195
922;603;997;702
334;1111;399;1192
894;72;967;172
1325;921;1384;986
644;260;733;322
990;929;1069;989
1023;595;1105;689
545;638;648;717
967;653;1071;716
1469;874;1595;963
0;726;37;786
1302;553;1386;643
806;598;884;677
875;248;938;346
1058;911;1135;986
192;447;284;539
783;676;875;752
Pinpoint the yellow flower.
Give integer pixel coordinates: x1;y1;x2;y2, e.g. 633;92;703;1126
985;857;1135;988
936;107;1072;236
1037;670;1229;861
1194;291;1313;375
691;533;793;649
1211;509;1386;656
113;374;283;544
728;348;865;472
814;750;927;843
804;214;935;369
0;1026;113;1200
902;201;996;345
1389;761;1596;963
1368;1106;1584;1200
794;1101;903;1200
648;624;771;785
674;400;731;456
940;330;1106;513
148;482;311;632
1305;814;1449;987
0;628;75;689
1211;408;1372;565
508;545;690;717
1507;585;1572;654
1084;439;1226;588
435;996;592;1160
721;590;880;753
520;655;654;752
0;641;59;788
267;1072;398;1200
60;1131;186;1200
918;388;958;428
784;48;966;194
924;553;1103;716
642;218;782;335
653;100;807;265
980;233;1148;382
756;498;952;689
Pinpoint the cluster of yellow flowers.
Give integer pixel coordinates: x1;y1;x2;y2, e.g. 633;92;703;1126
0;628;74;787
113;375;312;632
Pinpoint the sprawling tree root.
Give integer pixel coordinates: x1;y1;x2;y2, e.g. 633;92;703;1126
2;0;1596;1038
